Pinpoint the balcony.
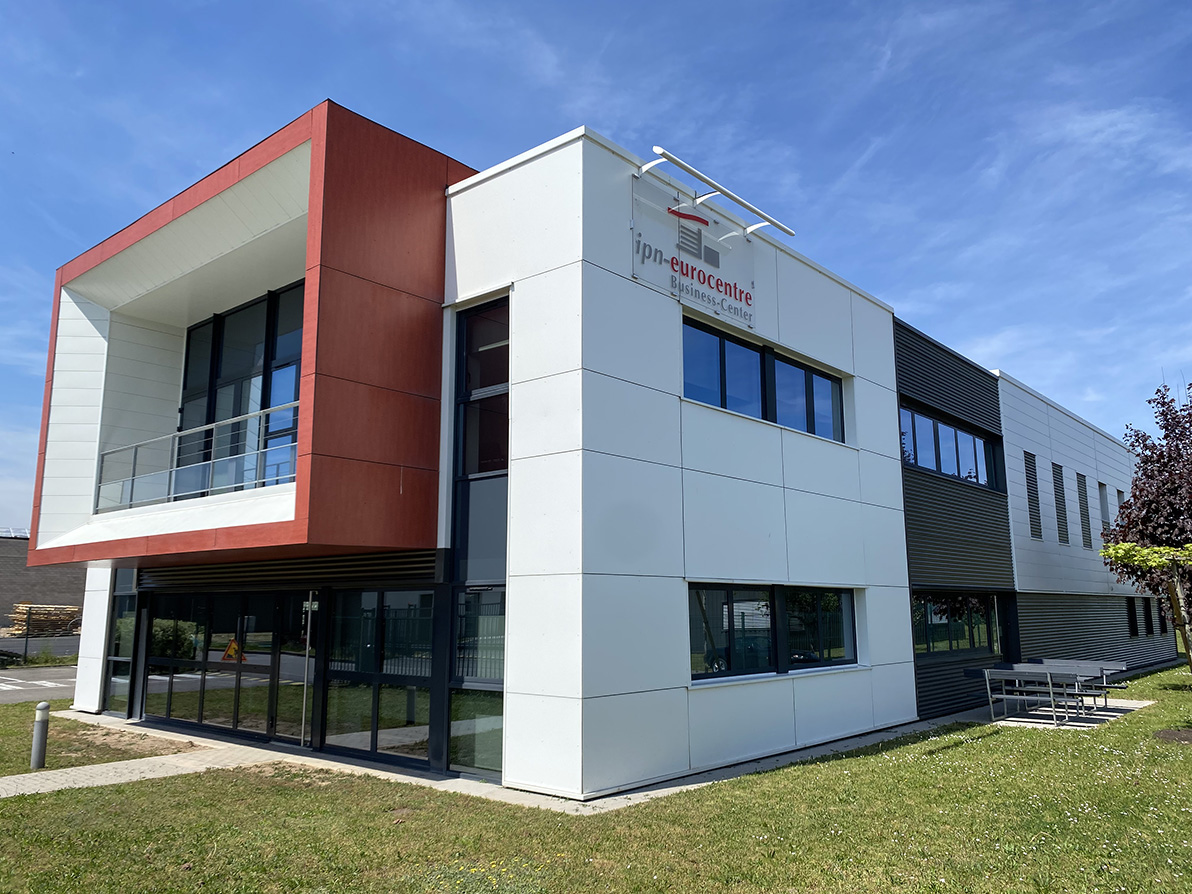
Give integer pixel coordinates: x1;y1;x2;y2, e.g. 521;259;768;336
95;402;299;513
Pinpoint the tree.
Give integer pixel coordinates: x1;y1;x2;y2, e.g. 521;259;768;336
1102;385;1192;673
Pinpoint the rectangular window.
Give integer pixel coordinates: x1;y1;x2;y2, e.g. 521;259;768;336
1025;452;1043;539
911;594;999;657
1116;489;1127;515
899;408;915;464
1098;482;1111;534
1053;463;1069;544
1077;473;1093;549
900;406;994;488
913;413;937;472
689;584;855;679
1126;597;1139;637
1143;598;1155;636
1159;605;1168;636
724;340;763;418
682;319;844;442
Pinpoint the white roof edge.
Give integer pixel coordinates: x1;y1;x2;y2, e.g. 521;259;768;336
447;127;892;314
991;369;1128;447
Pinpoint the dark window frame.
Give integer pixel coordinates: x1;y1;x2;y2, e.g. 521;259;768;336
1025;452;1043;538
899;404;1000;491
1126;597;1139;637
689;583;857;680
911;594;999;659
452;298;510;587
682;317;845;443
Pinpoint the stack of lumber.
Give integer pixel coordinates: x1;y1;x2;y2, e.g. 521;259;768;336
8;603;81;636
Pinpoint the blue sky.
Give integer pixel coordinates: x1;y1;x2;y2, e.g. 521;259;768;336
1;0;1190;525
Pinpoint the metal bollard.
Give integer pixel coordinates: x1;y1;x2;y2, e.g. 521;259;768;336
31;701;50;770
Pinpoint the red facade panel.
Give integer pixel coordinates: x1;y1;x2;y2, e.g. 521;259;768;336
29;101;477;566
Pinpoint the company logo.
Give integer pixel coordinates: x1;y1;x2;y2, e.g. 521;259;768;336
634;203;755;327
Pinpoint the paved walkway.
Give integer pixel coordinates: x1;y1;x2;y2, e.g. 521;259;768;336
0;698;1152;814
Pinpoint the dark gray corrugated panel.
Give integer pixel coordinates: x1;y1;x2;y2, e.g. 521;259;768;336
1017;593;1179;668
137;550;440;592
915;653;1004;718
903;469;1015;589
894;320;1001;434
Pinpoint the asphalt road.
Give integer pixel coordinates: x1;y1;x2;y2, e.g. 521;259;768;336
0;665;76;705
0;635;80;660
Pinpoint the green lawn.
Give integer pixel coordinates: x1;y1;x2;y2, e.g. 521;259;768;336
0;699;192;778
2;669;1191;893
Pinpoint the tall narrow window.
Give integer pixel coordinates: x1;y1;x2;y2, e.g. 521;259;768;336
1052;463;1069;544
1126;597;1139;637
454;300;510;584
1024;452;1043;539
1076;473;1093;549
1143;599;1155;636
1159;606;1168;636
1098;482;1111;534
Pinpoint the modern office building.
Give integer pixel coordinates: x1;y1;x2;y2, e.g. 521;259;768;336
27;101;1176;799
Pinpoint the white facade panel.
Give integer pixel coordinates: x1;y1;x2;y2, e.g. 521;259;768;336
582;371;681;467
785;491;865;586
849;377;901;459
580;262;682;395
683;470;788;583
508;369;583;461
775;252;853;374
579;139;634;280
851;290;897;389
870;662;918;729
781;430;861;501
860;586;915;666
507;451;584;577
682;401;784;488
502;692;583;797
446;139;584;303
37;290;109;545
583;452;684;577
509;263;583;385
861;503;911;588
792;669;875;746
582;688;690;794
580;574;689;698
688;677;796;769
72;566;113;713
857;450;904;511
504;574;582;699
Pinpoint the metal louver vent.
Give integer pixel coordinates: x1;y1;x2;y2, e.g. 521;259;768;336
1053;463;1069;544
1024;452;1042;539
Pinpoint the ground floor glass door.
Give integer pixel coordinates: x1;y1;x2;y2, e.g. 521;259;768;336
143;591;312;742
324;590;436;761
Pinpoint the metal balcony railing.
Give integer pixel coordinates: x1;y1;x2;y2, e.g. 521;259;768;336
95;402;299;513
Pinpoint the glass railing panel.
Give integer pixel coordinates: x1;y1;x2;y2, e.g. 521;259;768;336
95;402;298;513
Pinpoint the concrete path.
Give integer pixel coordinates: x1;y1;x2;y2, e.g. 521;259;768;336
0;697;1153;814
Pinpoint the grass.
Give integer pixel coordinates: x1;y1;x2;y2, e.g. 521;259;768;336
1;668;1190;893
0;698;193;778
0;647;78;669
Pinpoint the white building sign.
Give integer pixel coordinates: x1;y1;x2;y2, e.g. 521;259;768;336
632;177;761;330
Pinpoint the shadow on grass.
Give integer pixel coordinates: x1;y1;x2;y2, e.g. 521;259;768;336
784;722;1002;770
1158;682;1192;693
